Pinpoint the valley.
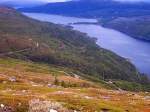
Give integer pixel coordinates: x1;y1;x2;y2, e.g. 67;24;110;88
0;5;150;112
24;13;150;77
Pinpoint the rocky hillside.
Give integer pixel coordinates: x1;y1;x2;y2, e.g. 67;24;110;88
0;58;149;112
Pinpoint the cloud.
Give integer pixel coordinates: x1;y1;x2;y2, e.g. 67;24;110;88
0;0;70;7
45;0;69;2
0;0;68;4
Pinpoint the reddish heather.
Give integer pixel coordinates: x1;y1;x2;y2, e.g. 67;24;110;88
0;7;14;14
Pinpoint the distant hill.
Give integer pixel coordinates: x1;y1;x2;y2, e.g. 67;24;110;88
0;6;149;90
104;16;150;41
19;0;150;18
19;0;150;41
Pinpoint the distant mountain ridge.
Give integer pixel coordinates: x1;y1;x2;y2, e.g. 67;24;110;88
19;0;150;41
19;0;150;18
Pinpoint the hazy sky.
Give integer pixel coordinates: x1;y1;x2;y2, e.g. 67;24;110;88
0;0;150;4
0;0;69;3
114;0;150;2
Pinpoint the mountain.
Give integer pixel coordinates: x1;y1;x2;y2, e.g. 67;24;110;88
0;6;150;90
19;0;150;41
0;6;150;112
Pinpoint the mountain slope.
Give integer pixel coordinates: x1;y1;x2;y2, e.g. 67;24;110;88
103;16;150;41
0;6;149;89
19;0;150;41
0;58;149;112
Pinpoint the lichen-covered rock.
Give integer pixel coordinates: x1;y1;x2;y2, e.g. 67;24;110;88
28;99;68;112
49;109;57;112
0;105;14;112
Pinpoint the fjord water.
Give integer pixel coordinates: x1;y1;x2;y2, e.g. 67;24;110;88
24;13;150;76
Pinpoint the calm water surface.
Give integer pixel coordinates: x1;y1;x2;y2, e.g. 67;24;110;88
24;13;150;76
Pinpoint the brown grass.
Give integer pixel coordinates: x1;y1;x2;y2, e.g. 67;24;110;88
0;58;149;112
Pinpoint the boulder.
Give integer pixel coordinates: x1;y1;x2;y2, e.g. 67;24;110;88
49;109;57;112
